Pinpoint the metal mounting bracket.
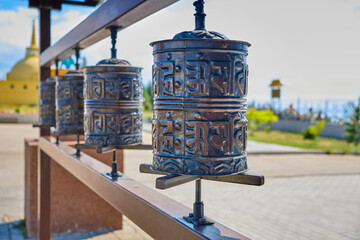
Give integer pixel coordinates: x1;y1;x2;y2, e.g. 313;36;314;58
140;163;265;226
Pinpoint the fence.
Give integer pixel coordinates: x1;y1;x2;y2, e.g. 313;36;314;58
34;1;256;239
249;97;360;123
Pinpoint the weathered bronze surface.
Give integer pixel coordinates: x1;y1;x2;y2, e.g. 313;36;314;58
55;71;84;135
39;78;56;126
151;15;251;176
83;59;143;146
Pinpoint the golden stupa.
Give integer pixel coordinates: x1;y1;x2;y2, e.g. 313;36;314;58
0;20;39;105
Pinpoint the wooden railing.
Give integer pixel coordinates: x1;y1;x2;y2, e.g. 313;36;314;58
37;1;252;239
39;137;250;240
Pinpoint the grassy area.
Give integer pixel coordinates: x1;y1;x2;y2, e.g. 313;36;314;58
140;110;358;153
0;104;38;114
248;130;360;154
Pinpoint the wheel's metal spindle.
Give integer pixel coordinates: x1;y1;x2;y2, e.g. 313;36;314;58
194;0;206;30
193;179;204;221
55;59;59;76
183;178;213;225
75;134;81;157
75;47;80;70
74;48;81;157
109;26;120;59
110;151;119;180
55;59;60;145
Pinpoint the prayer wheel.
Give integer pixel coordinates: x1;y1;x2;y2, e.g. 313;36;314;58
39;77;55;126
83;59;143;146
55;70;84;135
151;1;250;176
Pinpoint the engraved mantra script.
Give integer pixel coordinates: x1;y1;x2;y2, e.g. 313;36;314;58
152;55;248;97
153;115;246;156
153;61;175;97
85;111;141;134
85;74;141;100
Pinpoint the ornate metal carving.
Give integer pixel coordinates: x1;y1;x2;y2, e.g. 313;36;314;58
83;60;143;146
55;71;84;135
150;35;251;176
39;78;56;126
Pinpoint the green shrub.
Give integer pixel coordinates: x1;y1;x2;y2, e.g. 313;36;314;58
264;125;271;132
344;106;360;146
303;125;318;139
14;219;26;235
247;109;278;132
303;120;326;140
142;82;153;111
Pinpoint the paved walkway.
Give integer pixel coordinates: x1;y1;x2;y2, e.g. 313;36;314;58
0;124;359;239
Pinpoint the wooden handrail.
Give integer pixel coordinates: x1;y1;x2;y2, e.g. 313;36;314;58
39;0;178;67
38;137;250;240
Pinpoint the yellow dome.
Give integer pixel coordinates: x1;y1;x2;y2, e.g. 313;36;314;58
7;19;39;82
7;55;39;82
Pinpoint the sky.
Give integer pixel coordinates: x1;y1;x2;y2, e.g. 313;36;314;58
0;0;359;101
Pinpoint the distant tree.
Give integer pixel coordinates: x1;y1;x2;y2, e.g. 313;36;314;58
80;57;87;69
60;58;75;69
344;106;360;146
247;109;278;133
143;82;153;111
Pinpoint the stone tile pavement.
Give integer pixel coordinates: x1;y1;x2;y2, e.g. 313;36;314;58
0;124;359;239
123;131;360;240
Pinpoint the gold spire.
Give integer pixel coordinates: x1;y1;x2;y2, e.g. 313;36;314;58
30;19;36;48
6;19;39;82
26;19;38;57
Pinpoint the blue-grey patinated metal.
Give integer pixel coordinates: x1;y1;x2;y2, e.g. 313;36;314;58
55;71;84;135
83;59;143;146
151;24;251;176
39;77;56;126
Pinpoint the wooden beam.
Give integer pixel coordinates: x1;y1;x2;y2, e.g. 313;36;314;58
39;0;179;67
39;137;250;240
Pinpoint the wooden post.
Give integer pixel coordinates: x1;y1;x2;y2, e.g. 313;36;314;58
38;8;52;239
38;150;51;240
39;8;51;137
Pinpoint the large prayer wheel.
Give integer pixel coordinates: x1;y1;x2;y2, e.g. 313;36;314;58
83;59;143;146
55;71;84;135
39;77;55;126
151;10;250;175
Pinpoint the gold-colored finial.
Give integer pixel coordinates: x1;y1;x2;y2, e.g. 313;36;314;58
26;19;38;57
30;19;37;48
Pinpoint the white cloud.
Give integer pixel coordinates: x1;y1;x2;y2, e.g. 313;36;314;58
52;10;88;43
86;0;360;100
64;0;359;101
0;0;359;100
0;7;90;48
82;1;194;82
51;14;60;21
0;7;38;49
